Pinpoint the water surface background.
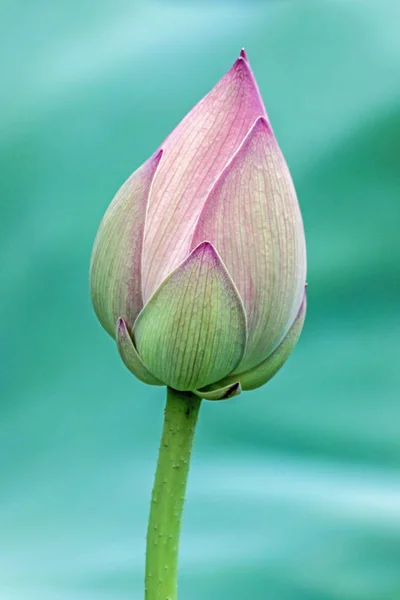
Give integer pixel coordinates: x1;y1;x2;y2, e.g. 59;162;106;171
1;1;400;598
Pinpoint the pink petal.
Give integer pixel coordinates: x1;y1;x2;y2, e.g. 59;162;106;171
90;150;162;337
141;52;267;301
211;289;307;391
192;117;306;372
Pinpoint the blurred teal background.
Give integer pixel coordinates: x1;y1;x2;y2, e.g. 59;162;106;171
1;1;400;598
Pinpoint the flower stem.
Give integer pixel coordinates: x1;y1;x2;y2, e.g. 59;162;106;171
145;387;201;600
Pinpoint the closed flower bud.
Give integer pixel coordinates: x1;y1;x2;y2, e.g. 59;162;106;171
90;50;307;400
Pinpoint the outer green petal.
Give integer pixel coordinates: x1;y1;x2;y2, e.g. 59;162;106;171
216;291;306;391
194;382;241;401
192;117;306;373
90;150;162;338
116;318;163;386
133;242;247;392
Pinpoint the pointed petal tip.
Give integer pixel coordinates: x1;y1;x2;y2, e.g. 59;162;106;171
117;316;134;337
231;48;255;78
191;240;216;259
240;116;275;148
190;240;230;272
229;55;269;123
116;315;164;386
297;286;307;315
232;54;250;73
152;148;163;165
216;115;273;166
231;50;260;87
192;240;212;251
224;381;241;398
253;115;272;133
194;381;241;401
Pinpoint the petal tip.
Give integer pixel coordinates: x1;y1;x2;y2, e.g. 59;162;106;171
231;50;255;79
253;115;272;134
191;240;226;270
224;381;241;398
191;240;216;259
116;315;164;386
116;316;133;337
194;381;242;401
229;55;268;122
152;148;163;165
117;317;125;331
231;52;263;92
297;286;307;315
232;54;250;74
241;116;275;149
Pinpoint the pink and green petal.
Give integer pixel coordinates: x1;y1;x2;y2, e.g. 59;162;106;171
193;382;241;401
218;291;306;391
192;117;306;372
90;151;163;337
116;318;163;386
133;242;247;392
141;53;268;302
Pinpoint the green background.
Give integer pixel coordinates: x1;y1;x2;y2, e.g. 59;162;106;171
1;1;400;598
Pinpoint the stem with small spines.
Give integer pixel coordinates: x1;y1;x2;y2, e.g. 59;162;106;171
145;387;201;600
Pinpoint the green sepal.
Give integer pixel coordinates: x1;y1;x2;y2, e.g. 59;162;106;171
90;151;162;338
133;242;247;392
216;291;306;391
116;317;164;386
193;382;241;401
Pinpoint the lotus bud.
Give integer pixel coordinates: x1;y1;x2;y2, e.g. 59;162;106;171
90;50;307;400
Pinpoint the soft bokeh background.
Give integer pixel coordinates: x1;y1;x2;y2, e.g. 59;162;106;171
1;1;400;598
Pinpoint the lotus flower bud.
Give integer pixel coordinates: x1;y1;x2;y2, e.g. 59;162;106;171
90;50;307;400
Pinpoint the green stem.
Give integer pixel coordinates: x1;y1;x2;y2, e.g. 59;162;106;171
145;387;201;600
